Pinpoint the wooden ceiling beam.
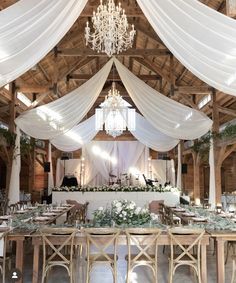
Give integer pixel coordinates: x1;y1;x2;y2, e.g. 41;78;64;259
176;86;213;94
134;22;166;48
217;105;236;117
16;84;52;93
69;74;161;81
134;57;172;84
58;48;170;57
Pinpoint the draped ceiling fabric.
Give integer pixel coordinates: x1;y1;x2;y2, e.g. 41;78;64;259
137;0;236;97
0;0;88;87
114;58;212;140
51;113;178;152
15;59;113;139
131;113;179;152
51;115;98;152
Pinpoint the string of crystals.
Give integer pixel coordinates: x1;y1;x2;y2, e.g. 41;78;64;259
85;0;136;57
95;82;136;138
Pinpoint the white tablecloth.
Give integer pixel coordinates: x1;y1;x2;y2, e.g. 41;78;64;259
52;191;180;219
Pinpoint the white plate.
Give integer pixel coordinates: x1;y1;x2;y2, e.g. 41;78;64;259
173;208;186;212
15;210;28;214
34;216;51;222
192;217;207;222
0;215;12;220
182;212;195;217
51;209;63;213
42;213;57;217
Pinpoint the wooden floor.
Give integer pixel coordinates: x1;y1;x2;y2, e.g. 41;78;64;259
2;240;234;283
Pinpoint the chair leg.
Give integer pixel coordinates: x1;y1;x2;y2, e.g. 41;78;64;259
168;261;173;283
231;259;236;283
86;263;90;283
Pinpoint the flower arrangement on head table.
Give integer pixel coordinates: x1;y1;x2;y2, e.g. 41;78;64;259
93;199;159;227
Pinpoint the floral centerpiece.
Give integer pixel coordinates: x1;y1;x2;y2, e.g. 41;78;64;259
93;199;159;227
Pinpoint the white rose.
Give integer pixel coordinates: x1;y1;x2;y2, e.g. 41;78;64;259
122;211;127;216
98;207;104;211
135;207;141;214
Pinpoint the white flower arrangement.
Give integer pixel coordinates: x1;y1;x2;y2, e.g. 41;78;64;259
93;199;158;227
53;184;181;193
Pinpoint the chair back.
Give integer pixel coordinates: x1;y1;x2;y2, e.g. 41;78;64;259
40;227;78;264
164;206;175;226
149;200;164;214
168;227;205;263
84;228;120;263
125;227;162;263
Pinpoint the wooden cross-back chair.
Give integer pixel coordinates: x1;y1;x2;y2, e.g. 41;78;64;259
84;227;120;283
0;230;11;283
168;228;205;283
40;227;78;283
125;227;162;283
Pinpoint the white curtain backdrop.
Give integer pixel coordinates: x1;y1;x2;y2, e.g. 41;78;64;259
15;59;113;139
55;143;176;187
8;126;21;204
0;0;88;87
152;159;175;186
137;0;236;96
131;113;179;151
114;58;212;140
51;115;98;151
82;141;148;186
47;142;54;194
176;143;182;189
56;159;81;187
209;139;216;208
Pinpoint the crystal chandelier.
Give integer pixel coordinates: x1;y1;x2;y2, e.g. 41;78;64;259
95;82;136;138
85;0;136;57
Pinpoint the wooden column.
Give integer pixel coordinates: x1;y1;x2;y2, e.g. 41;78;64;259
226;0;236;17
211;89;222;204
6;82;16;195
192;151;201;204
28;93;37;194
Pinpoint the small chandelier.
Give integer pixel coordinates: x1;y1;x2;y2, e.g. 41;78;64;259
85;0;136;57
95;82;136;138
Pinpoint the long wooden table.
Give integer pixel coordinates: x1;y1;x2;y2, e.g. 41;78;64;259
210;231;236;283
170;207;236;283
7;205;73;283
31;231;210;283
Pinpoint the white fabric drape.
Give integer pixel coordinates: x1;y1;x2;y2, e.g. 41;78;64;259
131;113;179;152
51;115;98;152
51;112;178;152
176;143;182;189
209;139;216;208
15;59;113;139
47;142;54;195
152;159;175;186
8;126;21;204
0;0;87;87
137;0;236;96
81;141;148;186
114;58;212;140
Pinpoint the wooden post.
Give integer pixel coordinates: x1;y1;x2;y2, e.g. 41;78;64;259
6;82;16;195
226;0;236;17
192;152;201;204
28;94;37;194
211;89;222;204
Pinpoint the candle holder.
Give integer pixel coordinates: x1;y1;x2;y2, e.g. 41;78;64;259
216;204;222;214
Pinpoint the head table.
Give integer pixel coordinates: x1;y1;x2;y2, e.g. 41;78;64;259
52;191;180;219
